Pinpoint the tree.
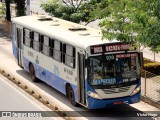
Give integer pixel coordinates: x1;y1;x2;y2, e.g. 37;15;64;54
14;0;26;16
0;2;6;18
142;0;160;52
80;0;109;24
41;0;109;24
5;0;11;21
41;0;84;23
99;0;160;51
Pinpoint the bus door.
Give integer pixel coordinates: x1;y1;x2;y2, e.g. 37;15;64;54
78;53;86;105
16;26;23;67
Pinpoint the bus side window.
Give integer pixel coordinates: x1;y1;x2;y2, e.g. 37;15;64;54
33;32;40;52
41;35;50;56
23;28;31;47
63;44;75;68
52;40;62;62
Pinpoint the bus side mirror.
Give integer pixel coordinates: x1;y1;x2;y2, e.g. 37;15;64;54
138;52;144;69
85;59;90;68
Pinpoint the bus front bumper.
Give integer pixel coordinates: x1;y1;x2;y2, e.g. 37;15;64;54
87;91;141;109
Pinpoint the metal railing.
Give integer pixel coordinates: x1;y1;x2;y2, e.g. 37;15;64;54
141;69;160;103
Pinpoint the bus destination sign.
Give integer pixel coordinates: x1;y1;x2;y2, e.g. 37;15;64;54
90;44;131;54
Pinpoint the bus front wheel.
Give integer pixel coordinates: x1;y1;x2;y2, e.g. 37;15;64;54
68;85;77;107
29;64;38;82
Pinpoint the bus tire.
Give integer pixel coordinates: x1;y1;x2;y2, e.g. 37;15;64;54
68;85;77;107
29;64;38;82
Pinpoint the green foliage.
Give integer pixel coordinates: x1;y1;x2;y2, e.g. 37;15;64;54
41;0;160;52
14;0;26;17
10;0;15;3
0;3;6;18
100;0;160;51
41;0;78;22
80;0;109;23
41;0;109;23
143;58;160;75
143;58;152;64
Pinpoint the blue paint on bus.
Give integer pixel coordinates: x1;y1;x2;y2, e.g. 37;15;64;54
23;55;140;109
12;40;18;60
23;56;79;102
87;91;140;109
85;79;141;109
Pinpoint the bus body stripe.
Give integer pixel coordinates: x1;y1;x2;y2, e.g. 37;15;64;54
23;57;79;102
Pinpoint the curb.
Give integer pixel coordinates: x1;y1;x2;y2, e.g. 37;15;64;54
33;92;42;100
0;68;75;120
141;96;160;109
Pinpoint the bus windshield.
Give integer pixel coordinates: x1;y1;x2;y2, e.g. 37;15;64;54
88;53;140;86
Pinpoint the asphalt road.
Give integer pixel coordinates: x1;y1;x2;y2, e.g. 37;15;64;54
0;75;58;120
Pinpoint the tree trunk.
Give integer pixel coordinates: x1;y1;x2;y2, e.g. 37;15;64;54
5;0;11;21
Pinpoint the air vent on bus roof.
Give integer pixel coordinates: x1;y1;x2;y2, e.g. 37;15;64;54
53;19;59;22
51;24;60;26
79;33;90;36
38;15;53;21
91;34;101;37
68;26;87;31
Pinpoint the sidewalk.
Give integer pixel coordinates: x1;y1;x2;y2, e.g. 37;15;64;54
0;32;11;40
141;47;160;63
0;31;4;38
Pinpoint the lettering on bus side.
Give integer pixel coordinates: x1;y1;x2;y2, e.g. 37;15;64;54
35;56;39;64
53;65;60;75
27;51;34;58
64;68;73;76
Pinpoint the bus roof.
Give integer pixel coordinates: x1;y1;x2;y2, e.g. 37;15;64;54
12;15;119;50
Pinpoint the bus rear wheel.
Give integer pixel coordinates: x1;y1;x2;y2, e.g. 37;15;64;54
29;64;38;82
68;85;77;107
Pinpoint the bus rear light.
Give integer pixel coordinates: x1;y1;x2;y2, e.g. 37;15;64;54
113;101;123;105
130;86;141;96
88;91;102;99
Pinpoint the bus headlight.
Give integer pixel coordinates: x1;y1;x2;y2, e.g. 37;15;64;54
88;91;102;99
130;86;141;96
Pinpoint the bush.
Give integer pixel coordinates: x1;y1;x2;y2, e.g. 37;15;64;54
143;58;160;75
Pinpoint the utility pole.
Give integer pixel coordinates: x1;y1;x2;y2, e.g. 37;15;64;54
5;0;11;21
27;0;30;15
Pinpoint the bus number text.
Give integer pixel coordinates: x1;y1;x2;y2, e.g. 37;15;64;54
64;68;73;76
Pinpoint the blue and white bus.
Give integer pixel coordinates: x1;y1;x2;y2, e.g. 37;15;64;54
12;15;143;109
